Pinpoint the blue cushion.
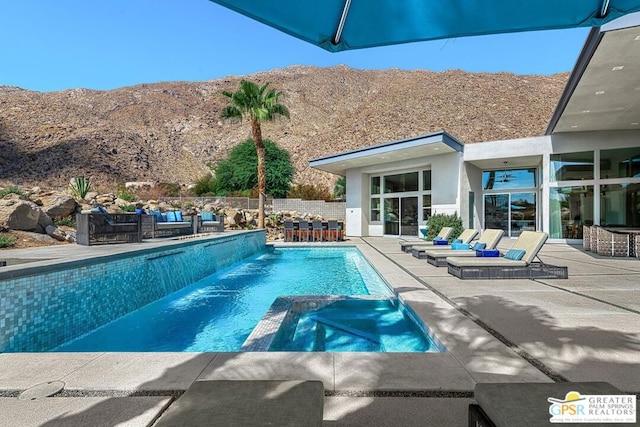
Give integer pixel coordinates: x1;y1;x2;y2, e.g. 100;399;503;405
476;249;500;257
504;249;526;260
134;208;146;215
434;239;448;245
451;242;470;250
149;210;163;222
201;211;214;221
472;242;486;251
165;211;177;222
175;211;183;222
452;238;463;244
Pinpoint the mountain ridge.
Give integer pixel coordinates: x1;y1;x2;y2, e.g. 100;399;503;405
0;65;569;192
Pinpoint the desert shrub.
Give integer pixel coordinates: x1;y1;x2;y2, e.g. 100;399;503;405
116;185;137;202
156;182;181;198
0;234;16;248
426;213;463;242
119;204;136;212
69;176;91;199
288;184;332;201
0;186;26;198
192;173;218;196
54;217;76;227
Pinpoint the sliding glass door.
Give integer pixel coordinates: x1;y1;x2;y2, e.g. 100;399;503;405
384;196;418;236
484;192;536;237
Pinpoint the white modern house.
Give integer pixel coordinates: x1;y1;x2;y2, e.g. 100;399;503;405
310;14;640;243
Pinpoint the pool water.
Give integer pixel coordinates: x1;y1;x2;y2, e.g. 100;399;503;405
54;247;391;352
268;298;441;352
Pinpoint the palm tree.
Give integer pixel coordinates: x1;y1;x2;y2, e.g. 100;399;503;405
220;80;290;229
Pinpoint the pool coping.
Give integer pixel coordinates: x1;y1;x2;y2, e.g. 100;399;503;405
0;235;553;396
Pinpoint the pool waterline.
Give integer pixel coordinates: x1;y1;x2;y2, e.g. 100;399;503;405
52;246;398;352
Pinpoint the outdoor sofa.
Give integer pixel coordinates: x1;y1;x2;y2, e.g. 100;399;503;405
141;210;195;238
410;228;480;258
419;229;504;266
447;230;568;279
194;211;225;233
399;226;454;252
76;209;142;246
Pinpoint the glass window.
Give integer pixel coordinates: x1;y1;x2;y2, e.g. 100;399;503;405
482;168;537;190
371;176;381;195
600;147;640;179
550;151;594;181
549;186;594;239
384;172;418;193
600;183;640;227
422;194;432;222
423;170;432;190
370;197;381;222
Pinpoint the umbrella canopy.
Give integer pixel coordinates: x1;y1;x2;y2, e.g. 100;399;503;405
209;0;640;52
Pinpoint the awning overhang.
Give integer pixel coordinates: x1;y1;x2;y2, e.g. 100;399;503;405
309;131;463;176
209;0;640;52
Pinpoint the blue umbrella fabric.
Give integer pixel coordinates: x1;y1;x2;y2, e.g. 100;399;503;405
209;0;640;52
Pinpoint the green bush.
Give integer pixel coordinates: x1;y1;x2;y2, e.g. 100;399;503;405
54;217;76;228
426;213;463;242
288;184;332;201
0;186;26;198
116;185;137;202
119;204;136;212
192;173;218;196
214;138;294;198
0;234;16;248
333;177;346;200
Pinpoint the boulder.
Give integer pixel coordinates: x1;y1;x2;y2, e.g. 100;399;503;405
0;196;44;231
36;209;54;233
41;194;78;219
95;195;114;205
45;225;67;242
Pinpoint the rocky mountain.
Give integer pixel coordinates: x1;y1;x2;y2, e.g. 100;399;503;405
0;66;568;192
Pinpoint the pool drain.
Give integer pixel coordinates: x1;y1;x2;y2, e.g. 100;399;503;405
18;381;65;401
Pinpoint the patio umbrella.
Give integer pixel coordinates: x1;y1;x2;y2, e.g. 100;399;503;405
208;0;640;52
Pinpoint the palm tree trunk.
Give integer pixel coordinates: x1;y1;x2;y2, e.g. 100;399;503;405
252;119;266;229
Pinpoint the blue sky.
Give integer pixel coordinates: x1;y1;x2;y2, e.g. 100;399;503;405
1;0;591;92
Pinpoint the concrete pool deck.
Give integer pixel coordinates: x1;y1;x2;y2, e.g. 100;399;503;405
0;234;638;426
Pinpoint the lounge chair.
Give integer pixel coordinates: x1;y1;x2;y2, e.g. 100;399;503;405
447;231;568;279
411;228;480;258
419;229;504;265
399;226;454;252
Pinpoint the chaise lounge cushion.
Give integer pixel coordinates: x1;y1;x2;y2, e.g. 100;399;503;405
504;249;526;260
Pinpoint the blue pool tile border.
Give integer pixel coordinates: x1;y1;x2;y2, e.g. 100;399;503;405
0;231;266;352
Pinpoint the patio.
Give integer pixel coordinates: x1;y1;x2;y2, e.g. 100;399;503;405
0;236;638;426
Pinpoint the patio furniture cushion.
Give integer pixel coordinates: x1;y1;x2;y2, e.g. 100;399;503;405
504;248;526;260
201;211;214;221
452;242;470;250
149;209;164;222
472;242;486;251
166;211;178;222
453;238;463;243
475;249;500;257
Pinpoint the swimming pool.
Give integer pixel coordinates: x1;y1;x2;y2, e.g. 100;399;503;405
54;247;393;352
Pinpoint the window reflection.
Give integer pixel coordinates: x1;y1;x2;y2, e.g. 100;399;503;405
384;172;418;193
550;152;594;181
600;183;640;227
549;186;594;239
600;147;640;179
483;168;537;190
